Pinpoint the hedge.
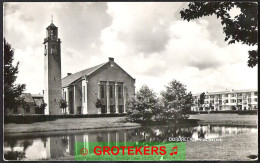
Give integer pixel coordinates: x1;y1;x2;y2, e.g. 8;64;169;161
4;113;127;124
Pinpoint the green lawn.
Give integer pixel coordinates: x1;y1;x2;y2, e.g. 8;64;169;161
189;114;257;126
186;132;258;161
5;114;257;134
4;117;140;134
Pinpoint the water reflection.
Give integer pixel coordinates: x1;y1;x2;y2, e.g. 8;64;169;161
4;125;257;160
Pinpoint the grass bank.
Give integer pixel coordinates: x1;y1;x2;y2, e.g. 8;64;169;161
4;117;140;134
4;113;127;124
5;114;257;134
186;132;258;161
189;114;257;127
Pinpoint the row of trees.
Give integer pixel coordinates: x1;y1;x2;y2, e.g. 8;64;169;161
126;80;193;123
4;39;26;112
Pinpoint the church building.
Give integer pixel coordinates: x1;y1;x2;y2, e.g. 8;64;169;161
43;21;135;115
62;57;136;115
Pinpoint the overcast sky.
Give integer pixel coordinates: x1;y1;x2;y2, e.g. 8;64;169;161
4;2;258;95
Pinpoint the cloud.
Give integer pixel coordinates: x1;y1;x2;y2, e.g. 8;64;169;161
3;3;20;16
100;3;257;94
196;16;227;47
118;24;170;53
4;2;257;95
102;2;183;54
4;2;112;93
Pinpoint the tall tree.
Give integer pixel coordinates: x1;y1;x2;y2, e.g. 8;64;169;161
161;80;193;121
4;39;26;112
180;2;258;67
127;85;160;122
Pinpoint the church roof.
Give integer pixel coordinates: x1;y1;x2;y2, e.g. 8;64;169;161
47;23;57;28
62;62;107;87
31;94;44;98
62;58;135;88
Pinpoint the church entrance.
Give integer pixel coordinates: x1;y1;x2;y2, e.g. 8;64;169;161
119;105;124;113
110;105;115;113
101;105;106;114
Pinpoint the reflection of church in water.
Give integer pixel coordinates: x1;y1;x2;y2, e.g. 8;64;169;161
48;130;128;158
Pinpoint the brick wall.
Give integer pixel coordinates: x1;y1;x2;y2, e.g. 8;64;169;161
87;62;135;114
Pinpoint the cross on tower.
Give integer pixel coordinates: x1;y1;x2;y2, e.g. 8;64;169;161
51;15;53;23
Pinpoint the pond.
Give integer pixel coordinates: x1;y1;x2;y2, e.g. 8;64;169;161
4;124;257;160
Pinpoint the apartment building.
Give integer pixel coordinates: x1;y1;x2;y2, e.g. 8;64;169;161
191;89;258;112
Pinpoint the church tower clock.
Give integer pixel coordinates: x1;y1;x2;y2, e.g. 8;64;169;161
43;19;62;115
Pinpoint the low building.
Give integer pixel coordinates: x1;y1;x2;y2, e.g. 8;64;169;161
61;57;136;115
5;93;44;115
191;89;258;112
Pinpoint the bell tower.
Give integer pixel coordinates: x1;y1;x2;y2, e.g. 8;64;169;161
43;18;62;115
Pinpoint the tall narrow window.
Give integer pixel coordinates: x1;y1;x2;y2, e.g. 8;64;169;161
83;86;85;103
110;85;113;98
101;85;104;98
64;92;66;101
118;86;122;98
